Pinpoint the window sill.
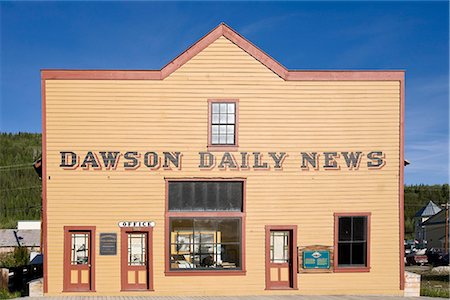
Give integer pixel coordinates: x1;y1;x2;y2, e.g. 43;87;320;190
207;145;238;152
265;287;298;291
334;266;370;273
165;270;246;276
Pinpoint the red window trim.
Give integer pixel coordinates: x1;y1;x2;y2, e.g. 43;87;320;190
333;212;371;273
164;178;246;276
207;99;239;151
120;227;154;291
63;226;96;292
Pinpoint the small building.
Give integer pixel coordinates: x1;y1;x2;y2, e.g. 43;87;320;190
17;220;41;230
0;229;41;254
414;201;441;242
421;208;449;250
41;23;405;296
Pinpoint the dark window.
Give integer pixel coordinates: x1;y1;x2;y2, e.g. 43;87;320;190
337;216;367;267
168;181;243;212
170;218;242;270
211;102;236;145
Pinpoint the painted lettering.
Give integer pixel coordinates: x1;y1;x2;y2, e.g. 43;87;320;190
268;152;287;169
60;151;78;169
301;152;318;170
124;152;140;169
199;152;215;169
342;151;362;170
80;151;101;170
144;152;159;169
323;152;339;169
218;152;238;169
253;152;268;169
163;152;181;169
100;151;121;170
367;151;385;169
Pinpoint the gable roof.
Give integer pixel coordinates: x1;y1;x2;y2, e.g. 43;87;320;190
41;23;404;81
415;201;442;218
422;207;448;226
0;229;41;247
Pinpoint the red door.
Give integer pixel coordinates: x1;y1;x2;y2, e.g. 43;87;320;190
121;228;153;290
64;228;95;292
265;226;297;290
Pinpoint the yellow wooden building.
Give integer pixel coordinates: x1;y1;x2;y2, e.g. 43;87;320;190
41;23;405;296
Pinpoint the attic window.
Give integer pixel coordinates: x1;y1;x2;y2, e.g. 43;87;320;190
208;100;238;148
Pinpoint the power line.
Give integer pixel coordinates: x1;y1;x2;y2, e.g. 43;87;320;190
0;163;34;169
0;186;41;192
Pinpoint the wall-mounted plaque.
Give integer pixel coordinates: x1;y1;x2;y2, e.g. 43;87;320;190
99;233;117;255
298;245;333;273
303;250;330;269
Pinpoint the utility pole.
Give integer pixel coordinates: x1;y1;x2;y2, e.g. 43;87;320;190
442;203;449;253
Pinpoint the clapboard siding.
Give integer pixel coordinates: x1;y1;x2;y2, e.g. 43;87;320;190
44;36;401;295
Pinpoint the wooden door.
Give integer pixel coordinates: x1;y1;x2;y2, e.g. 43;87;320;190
64;229;94;291
121;229;152;290
265;226;297;289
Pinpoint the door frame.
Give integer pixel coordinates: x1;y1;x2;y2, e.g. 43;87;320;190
265;225;298;290
120;227;154;291
63;226;96;292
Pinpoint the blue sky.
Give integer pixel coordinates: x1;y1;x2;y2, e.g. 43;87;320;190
0;1;448;184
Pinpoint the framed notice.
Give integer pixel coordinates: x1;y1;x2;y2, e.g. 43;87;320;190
303;250;330;269
298;245;333;273
99;233;117;255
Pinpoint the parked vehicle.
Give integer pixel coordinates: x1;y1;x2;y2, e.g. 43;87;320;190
427;248;450;266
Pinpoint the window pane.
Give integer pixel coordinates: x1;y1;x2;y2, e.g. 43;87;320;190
220;103;227;113
195;219;216;233
226;125;234;135
211;125;219;134
219;135;227;144
270;231;288;263
351;242;366;266
339;217;352;241
338;243;351;265
218;219;240;243
212;114;219;124
219;125;227;135
352;217;366;241
227;103;235;113
128;233;146;266
227;114;235;124
212;103;219;113
211;135;219;144
219;114;227;124
227;135;234;144
71;233;88;265
170;218;241;270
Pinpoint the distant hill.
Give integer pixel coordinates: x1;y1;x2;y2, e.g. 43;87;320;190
0;132;448;235
0;133;41;228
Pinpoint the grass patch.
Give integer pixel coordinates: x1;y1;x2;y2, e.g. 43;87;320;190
0;289;20;299
421;275;450;298
421;286;450;298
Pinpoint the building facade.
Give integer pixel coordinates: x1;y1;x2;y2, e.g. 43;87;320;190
41;23;405;296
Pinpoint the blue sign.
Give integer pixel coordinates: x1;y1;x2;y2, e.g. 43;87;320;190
302;250;330;269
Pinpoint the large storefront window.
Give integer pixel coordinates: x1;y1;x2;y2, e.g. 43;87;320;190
166;180;245;274
170;218;241;270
